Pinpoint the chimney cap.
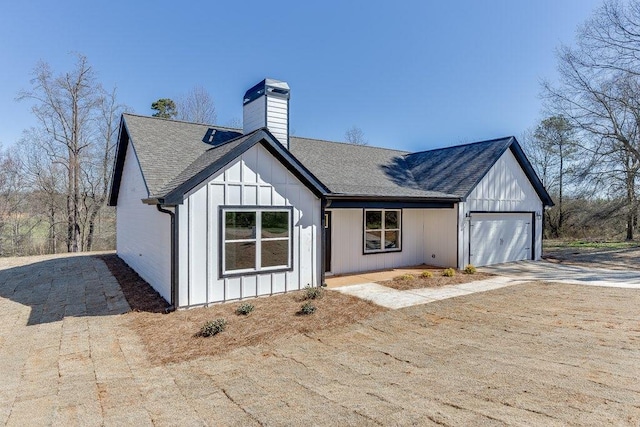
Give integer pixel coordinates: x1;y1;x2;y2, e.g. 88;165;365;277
243;78;290;105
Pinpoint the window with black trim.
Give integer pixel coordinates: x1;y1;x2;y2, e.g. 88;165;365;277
222;208;291;275
364;209;401;253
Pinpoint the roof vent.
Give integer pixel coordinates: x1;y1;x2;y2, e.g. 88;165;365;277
243;78;290;149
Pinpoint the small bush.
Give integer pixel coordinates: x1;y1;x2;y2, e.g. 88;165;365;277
442;268;455;277
304;285;323;300
299;302;317;315
464;264;477;274
420;271;433;278
235;302;255;315
200;318;227;337
394;273;415;281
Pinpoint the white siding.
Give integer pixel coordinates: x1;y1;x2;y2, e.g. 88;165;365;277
243;95;289;149
177;144;321;307
329;208;457;275
243;97;266;135
116;142;172;303
265;96;288;147
460;148;544;267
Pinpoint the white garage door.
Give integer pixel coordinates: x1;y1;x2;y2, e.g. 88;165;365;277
469;213;532;267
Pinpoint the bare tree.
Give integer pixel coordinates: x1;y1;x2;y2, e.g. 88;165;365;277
532;116;577;236
16;128;66;253
177;85;217;124
83;88;125;250
0;146;28;255
17;54;122;252
543;0;640;239
345;125;368;145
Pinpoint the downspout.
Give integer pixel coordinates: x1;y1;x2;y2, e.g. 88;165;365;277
320;198;327;287
157;204;177;312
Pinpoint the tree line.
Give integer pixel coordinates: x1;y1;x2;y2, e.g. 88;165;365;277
525;0;640;241
0;55;224;256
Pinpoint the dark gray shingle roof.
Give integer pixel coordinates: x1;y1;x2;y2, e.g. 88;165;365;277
122;114;242;197
404;137;515;197
112;114;552;206
153;132;255;198
288;137;456;199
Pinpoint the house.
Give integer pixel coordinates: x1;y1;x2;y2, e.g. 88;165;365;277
108;78;553;308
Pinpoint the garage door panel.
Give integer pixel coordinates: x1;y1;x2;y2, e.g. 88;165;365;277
470;213;532;267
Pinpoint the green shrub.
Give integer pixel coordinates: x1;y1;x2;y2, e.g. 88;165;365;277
304;285;323;300
200;318;227;337
394;273;415;281
464;264;477;274
299;302;317;315
235;302;255;315
420;271;433;278
442;268;455;277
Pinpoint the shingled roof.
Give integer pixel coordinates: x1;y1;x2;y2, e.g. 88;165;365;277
288;137;455;199
109;114;552;206
116;114;242;198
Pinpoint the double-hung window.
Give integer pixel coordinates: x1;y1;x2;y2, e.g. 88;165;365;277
364;209;401;253
222;207;292;276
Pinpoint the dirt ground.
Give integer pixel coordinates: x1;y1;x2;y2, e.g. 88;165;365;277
0;252;639;425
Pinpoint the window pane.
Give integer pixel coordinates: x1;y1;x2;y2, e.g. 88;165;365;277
385;230;399;249
365;211;382;230
385;211;399;229
225;241;256;271
225;212;256;240
261;240;289;267
365;230;382;250
262;212;289;238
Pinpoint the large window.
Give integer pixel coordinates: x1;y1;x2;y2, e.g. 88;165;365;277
364;209;401;253
222;207;292;275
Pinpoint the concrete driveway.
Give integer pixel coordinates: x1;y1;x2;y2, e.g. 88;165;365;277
482;260;640;289
0;254;639;425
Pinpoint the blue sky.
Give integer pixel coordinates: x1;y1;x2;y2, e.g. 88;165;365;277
1;0;603;152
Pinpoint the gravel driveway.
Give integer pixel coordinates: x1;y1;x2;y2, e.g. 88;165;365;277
0;253;638;426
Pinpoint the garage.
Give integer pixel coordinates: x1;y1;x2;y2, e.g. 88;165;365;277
469;212;533;267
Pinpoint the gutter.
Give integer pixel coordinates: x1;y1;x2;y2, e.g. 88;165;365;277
156;204;177;312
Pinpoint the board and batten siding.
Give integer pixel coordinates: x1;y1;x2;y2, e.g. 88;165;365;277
177;144;321;307
328;208;457;275
458;148;544;268
116;142;172;302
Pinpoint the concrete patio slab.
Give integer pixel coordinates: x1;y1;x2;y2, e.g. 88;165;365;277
482;260;640;289
332;283;435;309
333;276;521;309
